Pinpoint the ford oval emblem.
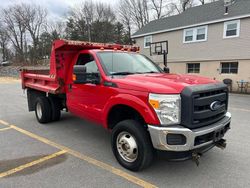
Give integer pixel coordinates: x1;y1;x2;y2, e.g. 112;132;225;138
210;101;221;111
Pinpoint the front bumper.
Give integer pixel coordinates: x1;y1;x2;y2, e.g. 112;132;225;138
148;112;231;151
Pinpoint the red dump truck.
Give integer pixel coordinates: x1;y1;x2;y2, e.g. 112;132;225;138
21;39;231;171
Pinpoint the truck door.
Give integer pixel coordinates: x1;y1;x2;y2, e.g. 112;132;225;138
67;53;105;123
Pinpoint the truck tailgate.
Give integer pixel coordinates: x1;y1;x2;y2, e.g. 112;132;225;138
21;69;64;94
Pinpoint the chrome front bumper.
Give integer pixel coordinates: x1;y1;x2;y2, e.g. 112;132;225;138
148;112;231;151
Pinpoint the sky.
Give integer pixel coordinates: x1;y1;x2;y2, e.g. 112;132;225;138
0;0;118;20
0;0;209;21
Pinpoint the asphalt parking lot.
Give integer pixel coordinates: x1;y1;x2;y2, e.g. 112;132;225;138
0;81;250;188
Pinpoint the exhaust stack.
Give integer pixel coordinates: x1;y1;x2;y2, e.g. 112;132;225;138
224;0;235;15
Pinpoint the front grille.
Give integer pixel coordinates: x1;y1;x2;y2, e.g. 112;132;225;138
181;83;228;129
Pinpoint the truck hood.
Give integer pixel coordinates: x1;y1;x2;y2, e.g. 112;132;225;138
112;73;218;94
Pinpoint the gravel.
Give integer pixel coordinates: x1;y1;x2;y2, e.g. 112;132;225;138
0;66;21;78
0;65;49;78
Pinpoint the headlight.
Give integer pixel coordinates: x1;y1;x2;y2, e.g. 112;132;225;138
149;93;181;125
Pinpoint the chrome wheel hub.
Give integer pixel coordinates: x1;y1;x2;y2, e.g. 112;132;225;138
116;131;138;163
36;102;42;119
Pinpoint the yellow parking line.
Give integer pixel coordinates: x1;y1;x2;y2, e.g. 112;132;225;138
0;127;12;132
0;120;9;126
0;150;66;178
0;78;20;84
9;124;157;188
229;107;250;112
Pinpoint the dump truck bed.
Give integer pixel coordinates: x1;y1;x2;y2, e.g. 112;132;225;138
21;39;139;94
21;68;63;94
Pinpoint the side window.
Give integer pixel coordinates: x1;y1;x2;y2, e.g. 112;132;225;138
144;35;152;48
187;63;200;73
76;54;99;73
220;62;238;74
223;20;240;38
183;26;208;43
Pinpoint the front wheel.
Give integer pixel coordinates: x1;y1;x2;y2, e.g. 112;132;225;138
111;120;154;171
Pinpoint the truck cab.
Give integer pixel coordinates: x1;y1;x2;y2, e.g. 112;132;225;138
21;40;231;171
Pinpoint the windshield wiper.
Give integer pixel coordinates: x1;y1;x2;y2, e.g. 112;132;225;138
110;72;135;75
143;71;158;73
110;71;158;76
135;71;158;74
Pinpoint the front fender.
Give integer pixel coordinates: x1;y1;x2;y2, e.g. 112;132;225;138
102;93;160;128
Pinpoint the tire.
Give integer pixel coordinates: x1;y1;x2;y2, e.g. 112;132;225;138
49;97;61;121
35;97;52;123
111;119;154;171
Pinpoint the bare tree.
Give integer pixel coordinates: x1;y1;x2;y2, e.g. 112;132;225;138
181;0;194;12
45;21;65;39
150;0;163;19
199;0;205;4
169;0;194;14
69;1;96;41
124;0;150;29
119;0;133;43
20;4;47;61
0;25;9;61
96;2;116;22
1;5;27;62
198;0;219;5
83;1;95;41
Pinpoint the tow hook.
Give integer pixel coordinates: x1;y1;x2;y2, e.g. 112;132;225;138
192;152;201;166
215;139;227;150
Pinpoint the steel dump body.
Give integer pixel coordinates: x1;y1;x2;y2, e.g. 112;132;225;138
21;39;139;94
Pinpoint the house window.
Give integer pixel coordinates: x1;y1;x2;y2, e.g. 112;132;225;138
187;63;200;73
221;62;238;74
223;20;240;38
144;36;152;48
196;28;206;40
185;30;193;42
183;26;208;43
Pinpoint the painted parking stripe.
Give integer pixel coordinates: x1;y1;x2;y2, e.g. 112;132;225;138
0;150;67;178
0;127;12;132
0;120;9;126
9;124;157;188
0;78;20;84
229;107;250;112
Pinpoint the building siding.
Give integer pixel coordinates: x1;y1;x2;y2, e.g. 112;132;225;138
135;17;250;64
168;60;250;91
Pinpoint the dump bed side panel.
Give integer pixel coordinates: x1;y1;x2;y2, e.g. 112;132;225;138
21;69;63;94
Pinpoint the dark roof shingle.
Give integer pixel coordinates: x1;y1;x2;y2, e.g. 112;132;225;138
132;0;250;37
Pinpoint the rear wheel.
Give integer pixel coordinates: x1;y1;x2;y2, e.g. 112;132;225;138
35;97;52;123
111;119;154;171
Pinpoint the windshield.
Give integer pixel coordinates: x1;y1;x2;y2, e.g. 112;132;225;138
97;52;161;75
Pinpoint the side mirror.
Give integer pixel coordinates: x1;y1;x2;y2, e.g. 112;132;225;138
73;65;100;84
74;65;86;74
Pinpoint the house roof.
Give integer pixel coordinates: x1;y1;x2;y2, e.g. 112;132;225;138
132;0;250;38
